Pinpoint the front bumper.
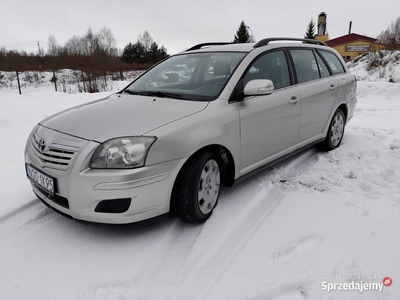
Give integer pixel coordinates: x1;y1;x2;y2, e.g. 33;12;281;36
25;127;186;224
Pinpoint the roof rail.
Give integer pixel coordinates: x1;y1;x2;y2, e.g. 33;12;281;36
254;38;327;48
186;42;233;51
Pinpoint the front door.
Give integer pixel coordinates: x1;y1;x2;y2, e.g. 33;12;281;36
238;50;301;175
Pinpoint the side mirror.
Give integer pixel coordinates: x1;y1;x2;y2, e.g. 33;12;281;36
243;79;274;96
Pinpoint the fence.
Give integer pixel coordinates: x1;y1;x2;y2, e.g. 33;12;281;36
0;69;145;95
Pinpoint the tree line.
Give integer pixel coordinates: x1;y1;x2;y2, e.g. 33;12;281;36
0;27;169;72
0;21;257;72
2;17;399;72
121;31;168;64
377;17;400;50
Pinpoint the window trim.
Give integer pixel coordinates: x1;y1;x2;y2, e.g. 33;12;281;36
312;50;333;78
312;51;322;78
283;48;296;86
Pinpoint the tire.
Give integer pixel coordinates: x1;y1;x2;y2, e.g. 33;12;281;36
319;109;346;151
173;152;221;223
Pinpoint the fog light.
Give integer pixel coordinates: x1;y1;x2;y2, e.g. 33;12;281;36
94;198;131;213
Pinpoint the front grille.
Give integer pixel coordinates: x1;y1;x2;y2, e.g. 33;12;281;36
32;184;70;209
53;194;70;209
34;191;72;218
28;133;78;171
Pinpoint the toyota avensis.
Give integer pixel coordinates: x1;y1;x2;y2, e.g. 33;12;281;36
25;38;357;224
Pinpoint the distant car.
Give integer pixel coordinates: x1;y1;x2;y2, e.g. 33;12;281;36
25;38;357;224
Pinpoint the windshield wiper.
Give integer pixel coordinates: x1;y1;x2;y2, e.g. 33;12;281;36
123;90;147;96
124;89;186;100
144;91;184;99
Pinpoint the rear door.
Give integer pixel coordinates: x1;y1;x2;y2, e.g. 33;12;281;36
318;49;357;117
289;48;339;145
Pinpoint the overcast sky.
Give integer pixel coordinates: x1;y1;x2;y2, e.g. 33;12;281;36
2;0;399;55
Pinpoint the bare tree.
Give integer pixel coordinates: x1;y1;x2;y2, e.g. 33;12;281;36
138;30;154;51
47;35;62;56
98;27;117;56
81;27;99;56
377;16;400;50
65;36;84;56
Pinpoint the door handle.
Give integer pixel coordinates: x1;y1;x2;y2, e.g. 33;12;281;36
289;96;300;105
329;84;336;91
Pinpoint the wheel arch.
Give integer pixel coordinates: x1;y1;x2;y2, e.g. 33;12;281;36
337;103;348;123
169;144;236;213
323;102;348;137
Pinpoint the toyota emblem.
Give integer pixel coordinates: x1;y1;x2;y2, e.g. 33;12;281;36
38;138;47;152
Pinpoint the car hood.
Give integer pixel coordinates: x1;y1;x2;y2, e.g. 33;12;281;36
40;94;209;142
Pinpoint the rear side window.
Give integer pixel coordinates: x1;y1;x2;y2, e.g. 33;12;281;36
319;50;345;74
289;49;320;83
314;52;331;78
243;50;290;90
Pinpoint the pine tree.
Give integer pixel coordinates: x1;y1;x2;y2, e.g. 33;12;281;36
233;21;255;43
304;19;316;39
122;39;168;64
121;42;135;64
132;41;146;64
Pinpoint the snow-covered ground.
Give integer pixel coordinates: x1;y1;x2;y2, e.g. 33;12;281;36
348;50;400;83
0;69;143;94
1;81;400;300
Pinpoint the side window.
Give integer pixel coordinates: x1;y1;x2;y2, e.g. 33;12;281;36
319;50;345;74
289;49;320;83
314;51;331;78
243;50;290;90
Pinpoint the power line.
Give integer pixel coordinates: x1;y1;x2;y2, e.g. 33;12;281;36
1;41;39;47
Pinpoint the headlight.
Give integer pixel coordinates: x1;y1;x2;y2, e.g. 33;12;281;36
90;137;157;169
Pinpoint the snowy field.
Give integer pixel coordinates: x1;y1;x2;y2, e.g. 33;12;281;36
1;81;400;300
0;69;143;94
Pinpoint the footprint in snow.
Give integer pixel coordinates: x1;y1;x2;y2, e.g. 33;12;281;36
390;140;400;150
272;235;323;263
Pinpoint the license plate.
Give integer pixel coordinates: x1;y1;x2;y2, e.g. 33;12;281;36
25;164;55;196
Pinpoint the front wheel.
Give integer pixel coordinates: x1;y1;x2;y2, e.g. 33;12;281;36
320;109;345;151
173;152;221;223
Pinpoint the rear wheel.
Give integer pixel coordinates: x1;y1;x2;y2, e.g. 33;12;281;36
173;152;221;223
320;109;345;151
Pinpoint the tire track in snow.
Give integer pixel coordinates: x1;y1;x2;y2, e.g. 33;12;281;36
245;283;311;300
84;149;319;300
0;199;59;243
85;220;204;299
173;149;319;300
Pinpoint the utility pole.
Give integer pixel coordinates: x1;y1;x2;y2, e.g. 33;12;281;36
37;41;44;66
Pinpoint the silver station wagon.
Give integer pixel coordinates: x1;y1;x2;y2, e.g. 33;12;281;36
25;38;357;224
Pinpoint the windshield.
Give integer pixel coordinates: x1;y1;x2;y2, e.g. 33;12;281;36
124;52;247;101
